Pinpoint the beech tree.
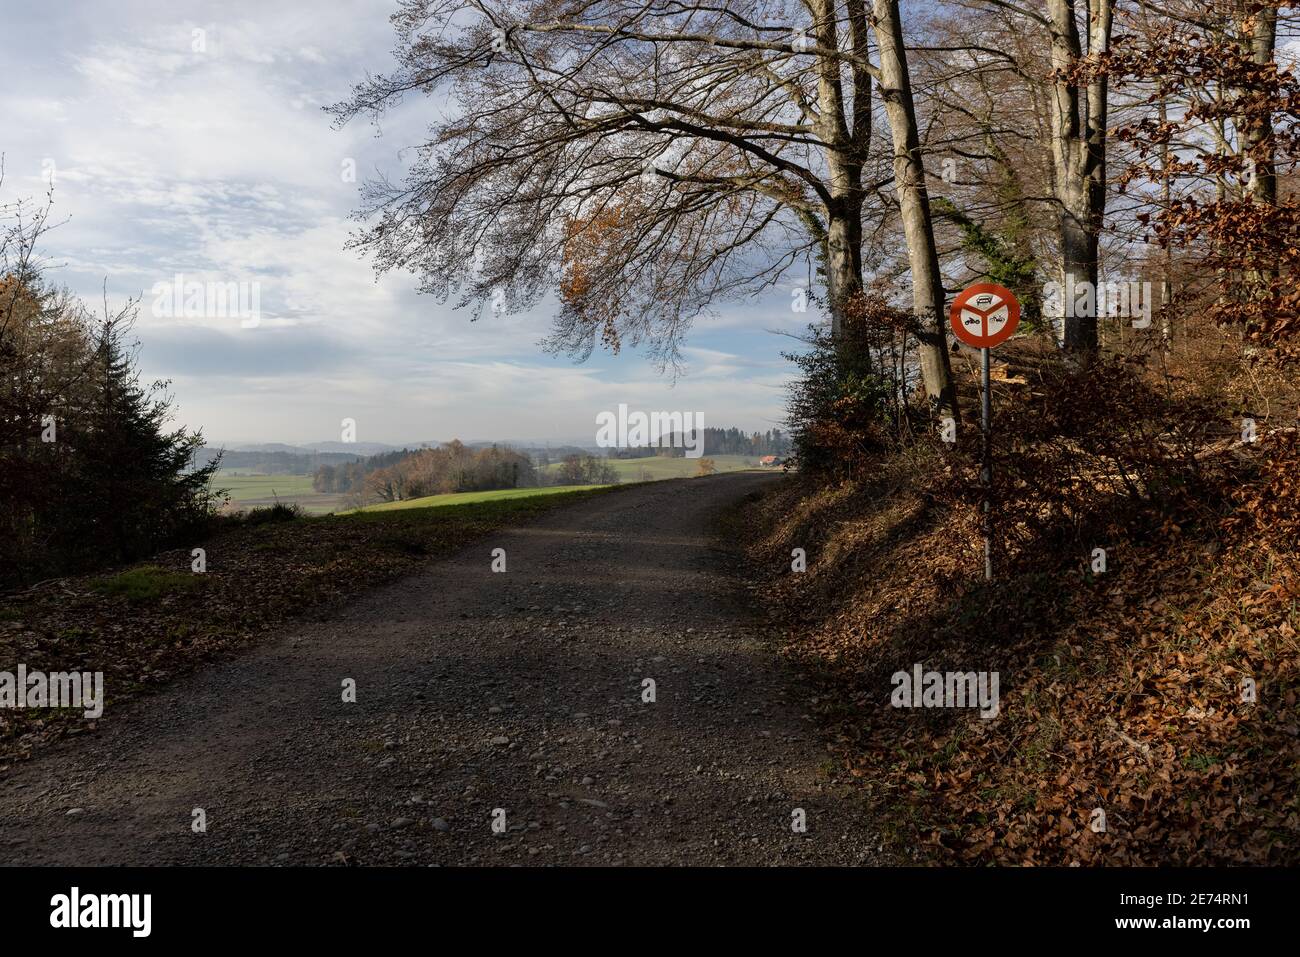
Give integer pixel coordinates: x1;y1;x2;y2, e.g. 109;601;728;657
939;0;1114;354
872;0;959;420
330;0;958;422
1106;0;1298;350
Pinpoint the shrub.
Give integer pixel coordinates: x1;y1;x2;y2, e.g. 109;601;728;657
242;502;304;526
785;293;913;480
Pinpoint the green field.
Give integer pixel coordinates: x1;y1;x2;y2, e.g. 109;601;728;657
211;472;345;515
545;454;762;482
359;484;608;513
214;454;767;516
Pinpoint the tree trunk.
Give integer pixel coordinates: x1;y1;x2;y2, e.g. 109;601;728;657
1158;96;1173;344
1241;4;1277;301
824;205;863;336
1047;0;1110;355
812;0;865;337
1060;198;1096;352
1083;0;1111;351
871;0;959;425
1244;5;1278;207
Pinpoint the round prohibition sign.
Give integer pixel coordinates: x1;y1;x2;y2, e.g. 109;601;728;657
949;282;1020;349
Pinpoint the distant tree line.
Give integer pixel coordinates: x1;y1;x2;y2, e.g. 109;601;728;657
609;426;790;459
549;454;620;486
315;441;539;504
528;446;590;469
193;448;360;475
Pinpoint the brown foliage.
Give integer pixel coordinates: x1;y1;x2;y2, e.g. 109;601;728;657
739;342;1299;864
559;204;636;354
1105;0;1300;354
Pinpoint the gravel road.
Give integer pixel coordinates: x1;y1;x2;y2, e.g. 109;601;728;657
0;472;878;866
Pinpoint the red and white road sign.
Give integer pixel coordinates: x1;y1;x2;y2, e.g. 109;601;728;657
949;282;1020;349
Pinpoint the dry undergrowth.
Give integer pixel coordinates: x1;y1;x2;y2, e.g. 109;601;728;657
740;344;1300;865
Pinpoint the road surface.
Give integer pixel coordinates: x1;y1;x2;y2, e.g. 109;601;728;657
0;473;878;866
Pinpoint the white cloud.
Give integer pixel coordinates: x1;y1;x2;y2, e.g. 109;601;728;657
3;0;797;444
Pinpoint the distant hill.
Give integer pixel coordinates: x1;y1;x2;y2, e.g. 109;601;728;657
224;442;309;454
512;445;593;462
195;447;364;474
302;441;406;455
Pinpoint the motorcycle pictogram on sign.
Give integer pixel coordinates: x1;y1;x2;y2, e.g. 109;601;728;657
949;282;1020;349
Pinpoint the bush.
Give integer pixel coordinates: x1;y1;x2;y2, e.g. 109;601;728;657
784;293;913;480
242;502;304;526
923;339;1221;572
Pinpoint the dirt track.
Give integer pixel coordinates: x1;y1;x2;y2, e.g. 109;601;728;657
0;473;878;866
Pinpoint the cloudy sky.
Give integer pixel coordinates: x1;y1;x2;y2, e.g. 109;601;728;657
3;0;812;447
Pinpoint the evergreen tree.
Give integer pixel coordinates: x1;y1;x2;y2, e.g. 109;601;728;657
45;319;218;567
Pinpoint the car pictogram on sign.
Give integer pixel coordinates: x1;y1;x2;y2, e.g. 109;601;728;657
949;282;1020;349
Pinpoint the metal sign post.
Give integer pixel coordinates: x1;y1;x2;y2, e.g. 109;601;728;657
981;345;992;581
949;283;1021;583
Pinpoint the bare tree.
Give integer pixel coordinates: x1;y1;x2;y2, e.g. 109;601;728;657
1043;0;1113;353
872;0;959;421
940;0;1112;354
330;0;957;420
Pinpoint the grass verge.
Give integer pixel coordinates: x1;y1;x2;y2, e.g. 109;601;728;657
356;484;609;512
